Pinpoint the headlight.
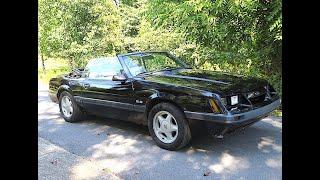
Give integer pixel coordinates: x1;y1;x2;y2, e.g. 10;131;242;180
230;95;239;105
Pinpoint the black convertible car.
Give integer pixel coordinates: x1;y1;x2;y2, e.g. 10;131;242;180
49;51;280;150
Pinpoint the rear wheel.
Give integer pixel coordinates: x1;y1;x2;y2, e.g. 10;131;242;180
148;103;191;150
59;91;83;122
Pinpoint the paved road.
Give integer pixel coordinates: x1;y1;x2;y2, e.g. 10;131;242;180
38;82;282;180
39;136;120;180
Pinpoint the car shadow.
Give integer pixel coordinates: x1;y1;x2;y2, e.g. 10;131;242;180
71;115;282;179
77;114;281;154
38;89;281;154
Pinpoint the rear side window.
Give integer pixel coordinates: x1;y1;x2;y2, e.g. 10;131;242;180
85;57;122;80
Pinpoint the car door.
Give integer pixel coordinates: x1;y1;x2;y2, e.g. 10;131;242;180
80;57;135;120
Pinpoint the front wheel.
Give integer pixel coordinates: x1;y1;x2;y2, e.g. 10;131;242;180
148;103;191;150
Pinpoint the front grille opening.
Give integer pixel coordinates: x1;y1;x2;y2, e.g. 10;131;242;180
269;86;277;98
225;94;252;113
224;85;278;114
249;93;266;104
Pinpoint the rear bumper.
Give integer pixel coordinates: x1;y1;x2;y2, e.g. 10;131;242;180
49;90;59;103
184;98;281;135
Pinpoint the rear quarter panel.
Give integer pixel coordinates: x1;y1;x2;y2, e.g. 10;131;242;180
49;75;84;103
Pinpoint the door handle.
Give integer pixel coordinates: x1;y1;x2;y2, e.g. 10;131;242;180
83;83;90;88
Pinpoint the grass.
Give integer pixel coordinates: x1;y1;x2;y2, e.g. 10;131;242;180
271;108;282;117
38;57;70;84
38;67;70;84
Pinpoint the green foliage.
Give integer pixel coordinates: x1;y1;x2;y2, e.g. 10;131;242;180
39;0;282;99
38;66;71;84
271;109;282;117
145;0;282;97
39;0;122;68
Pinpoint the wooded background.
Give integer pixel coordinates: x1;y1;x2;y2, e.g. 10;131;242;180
39;0;282;97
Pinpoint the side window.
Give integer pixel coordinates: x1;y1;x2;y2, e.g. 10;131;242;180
85;57;122;80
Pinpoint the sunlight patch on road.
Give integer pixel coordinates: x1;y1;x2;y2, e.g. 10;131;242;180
70;158;121;180
186;149;195;155
208;152;249;174
262;117;282;129
90;135;140;157
70;160;102;179
95;159;130;174
265;156;282;168
38;102;59;114
258;136;282;153
85;134;143;174
161;153;173;161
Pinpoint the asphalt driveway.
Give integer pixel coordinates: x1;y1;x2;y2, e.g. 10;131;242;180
38;82;282;179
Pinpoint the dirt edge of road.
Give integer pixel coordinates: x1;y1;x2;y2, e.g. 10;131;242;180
38;137;121;180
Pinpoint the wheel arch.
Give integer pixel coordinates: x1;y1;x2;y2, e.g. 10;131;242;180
145;96;186;120
57;85;73;99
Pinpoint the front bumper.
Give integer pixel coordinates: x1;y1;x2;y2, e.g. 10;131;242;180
184;98;281;135
185;98;280;124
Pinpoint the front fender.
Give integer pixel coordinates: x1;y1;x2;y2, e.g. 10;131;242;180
144;89;213;115
57;85;73;98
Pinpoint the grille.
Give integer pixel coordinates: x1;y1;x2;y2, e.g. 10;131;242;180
248;92;266;105
225;85;276;114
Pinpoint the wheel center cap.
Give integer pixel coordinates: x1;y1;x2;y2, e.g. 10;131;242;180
162;121;169;131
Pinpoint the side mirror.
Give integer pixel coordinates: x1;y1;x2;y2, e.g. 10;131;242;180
112;74;127;82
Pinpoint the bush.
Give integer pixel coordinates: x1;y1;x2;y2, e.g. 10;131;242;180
38;66;70;84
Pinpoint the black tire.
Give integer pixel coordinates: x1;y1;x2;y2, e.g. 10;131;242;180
148;102;191;150
59;91;83;122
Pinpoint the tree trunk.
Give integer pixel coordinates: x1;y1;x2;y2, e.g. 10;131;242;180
68;58;74;69
41;54;46;74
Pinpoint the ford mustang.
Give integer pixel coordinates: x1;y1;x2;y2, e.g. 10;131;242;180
49;51;281;150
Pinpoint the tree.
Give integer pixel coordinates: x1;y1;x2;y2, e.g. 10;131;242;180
38;0;64;72
39;0;282;97
145;0;282;96
39;0;123;68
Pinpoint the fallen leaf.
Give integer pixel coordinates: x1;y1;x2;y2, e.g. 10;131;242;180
203;170;211;176
50;160;57;165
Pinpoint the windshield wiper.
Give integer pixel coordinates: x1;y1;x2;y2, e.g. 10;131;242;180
161;67;190;71
136;71;153;76
136;67;189;76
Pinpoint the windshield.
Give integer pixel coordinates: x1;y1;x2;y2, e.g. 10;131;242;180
84;57;122;79
122;52;187;76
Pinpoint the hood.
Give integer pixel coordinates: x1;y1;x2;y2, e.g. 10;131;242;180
143;69;268;96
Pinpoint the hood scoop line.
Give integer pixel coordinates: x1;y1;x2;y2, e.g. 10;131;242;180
160;74;231;85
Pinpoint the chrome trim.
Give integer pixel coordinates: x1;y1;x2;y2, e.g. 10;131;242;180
74;96;146;112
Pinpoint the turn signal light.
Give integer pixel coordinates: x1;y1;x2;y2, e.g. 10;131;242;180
209;99;221;113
